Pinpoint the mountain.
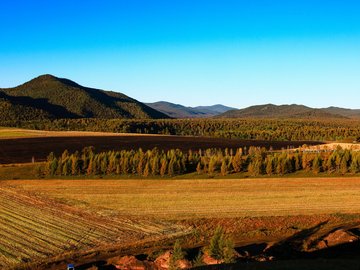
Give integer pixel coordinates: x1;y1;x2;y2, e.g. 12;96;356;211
322;106;360;118
218;104;348;119
145;101;236;118
0;75;169;121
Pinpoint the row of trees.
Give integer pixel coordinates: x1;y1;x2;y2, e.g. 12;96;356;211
44;146;360;177
5;118;360;141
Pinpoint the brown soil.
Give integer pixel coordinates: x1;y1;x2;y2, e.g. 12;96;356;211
0;135;322;164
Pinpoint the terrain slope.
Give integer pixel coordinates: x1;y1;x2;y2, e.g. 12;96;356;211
145;101;236;118
219;104;349;119
0;75;169;121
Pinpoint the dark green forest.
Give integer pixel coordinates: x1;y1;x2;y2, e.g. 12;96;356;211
5;118;360;141
44;146;360;177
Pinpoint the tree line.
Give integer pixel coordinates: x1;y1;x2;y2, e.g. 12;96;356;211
43;146;360;177
4;118;360;141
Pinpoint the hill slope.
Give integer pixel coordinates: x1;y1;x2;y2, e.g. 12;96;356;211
145;101;236;118
0;75;169;121
322;106;360;118
219;104;347;119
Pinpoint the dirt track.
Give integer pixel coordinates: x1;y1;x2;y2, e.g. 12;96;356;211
0;135;323;164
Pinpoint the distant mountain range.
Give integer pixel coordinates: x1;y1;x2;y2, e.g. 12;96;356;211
145;101;236;118
218;104;360;119
1;75;359;122
0;74;169;122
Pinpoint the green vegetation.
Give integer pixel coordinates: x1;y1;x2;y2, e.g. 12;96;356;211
169;240;185;270
218;104;350;119
206;226;236;263
0;74;169;121
43;146;360;178
4;118;360;141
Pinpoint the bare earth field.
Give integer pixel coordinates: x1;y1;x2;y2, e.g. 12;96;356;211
0;128;323;164
2;178;360;269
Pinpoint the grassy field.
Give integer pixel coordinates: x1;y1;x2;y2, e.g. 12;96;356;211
4;178;360;220
2;178;360;269
0;185;187;269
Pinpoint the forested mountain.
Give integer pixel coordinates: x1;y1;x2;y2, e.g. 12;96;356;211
218;104;348;119
145;101;236;118
0;75;169;121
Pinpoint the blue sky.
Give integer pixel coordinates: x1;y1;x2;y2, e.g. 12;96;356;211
1;0;359;108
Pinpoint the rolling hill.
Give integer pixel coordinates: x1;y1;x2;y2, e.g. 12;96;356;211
0;75;169;121
145;101;236;118
322;106;360;118
218;104;348;119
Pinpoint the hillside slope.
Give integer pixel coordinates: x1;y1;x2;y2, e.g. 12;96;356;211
219;104;347;119
146;101;236;118
0;75;169;121
322;106;360;118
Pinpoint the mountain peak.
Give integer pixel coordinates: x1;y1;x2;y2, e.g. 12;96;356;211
0;75;169;120
27;74;82;88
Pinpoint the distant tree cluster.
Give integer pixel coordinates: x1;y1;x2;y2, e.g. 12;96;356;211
4;118;360;141
44;146;360;177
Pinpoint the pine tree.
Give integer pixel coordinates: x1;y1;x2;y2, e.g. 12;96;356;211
312;155;322;174
160;159;168;177
168;159;175;176
196;162;202;174
50;158;58;176
143;162;150;177
340;158;348;174
220;160;227;176
62;159;70;176
350;154;360;173
265;156;273;176
192;251;204;267
169;240;185;270
231;149;243;173
151;156;159;175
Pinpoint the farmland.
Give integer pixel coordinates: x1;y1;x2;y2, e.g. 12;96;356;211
5;178;360;220
0;185;189;269
2;178;360;269
0;130;322;164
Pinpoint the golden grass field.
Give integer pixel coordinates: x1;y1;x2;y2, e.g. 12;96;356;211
4;178;360;219
0;127;127;139
2;177;360;268
0;184;188;269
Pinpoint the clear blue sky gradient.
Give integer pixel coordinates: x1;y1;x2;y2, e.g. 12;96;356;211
1;0;359;108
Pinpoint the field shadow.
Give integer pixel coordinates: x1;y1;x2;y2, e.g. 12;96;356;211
266;221;329;259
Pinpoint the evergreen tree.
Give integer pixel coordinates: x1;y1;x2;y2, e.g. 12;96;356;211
220;160;227;176
143;162;150;177
312;155;322;174
196;162;202;174
169;240;185;270
50;157;58;176
160;158;168;177
231;148;243;173
340;158;348;174
265;156;273;175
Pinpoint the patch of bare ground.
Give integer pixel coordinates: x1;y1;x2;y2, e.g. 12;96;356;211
300;142;360;151
0;132;323;164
